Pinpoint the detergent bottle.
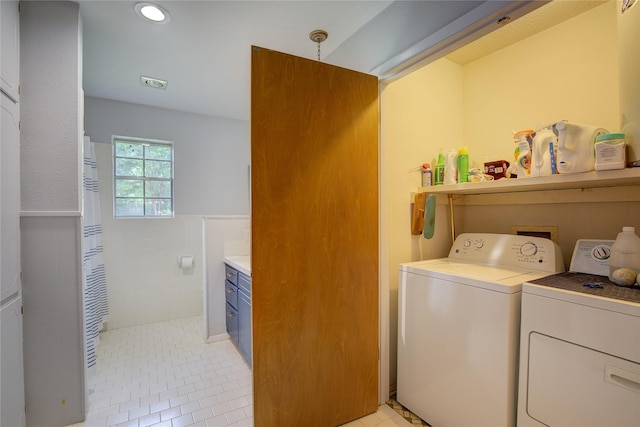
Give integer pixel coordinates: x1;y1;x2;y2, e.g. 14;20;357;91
513;130;534;178
555;121;608;174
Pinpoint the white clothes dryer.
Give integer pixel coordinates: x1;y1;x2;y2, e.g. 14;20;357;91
517;272;640;427
398;233;564;427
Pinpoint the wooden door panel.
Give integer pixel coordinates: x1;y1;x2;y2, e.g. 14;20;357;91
251;46;379;426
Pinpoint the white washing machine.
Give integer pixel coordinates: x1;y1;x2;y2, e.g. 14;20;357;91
398;233;564;427
517;243;640;426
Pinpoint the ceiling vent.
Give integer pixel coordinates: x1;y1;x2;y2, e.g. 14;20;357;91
140;76;168;90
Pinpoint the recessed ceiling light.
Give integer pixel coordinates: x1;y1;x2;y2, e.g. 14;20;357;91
135;3;170;24
140;76;168;89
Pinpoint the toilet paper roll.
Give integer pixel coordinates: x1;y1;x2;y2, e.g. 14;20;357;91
179;256;193;269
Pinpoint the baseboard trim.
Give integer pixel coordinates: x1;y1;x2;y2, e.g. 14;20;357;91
204;332;230;343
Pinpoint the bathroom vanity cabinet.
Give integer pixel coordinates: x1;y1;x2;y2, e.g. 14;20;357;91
225;263;251;366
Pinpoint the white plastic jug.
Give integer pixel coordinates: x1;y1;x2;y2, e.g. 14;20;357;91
555;121;608;174
444;150;458;185
530;128;557;177
609;226;640;286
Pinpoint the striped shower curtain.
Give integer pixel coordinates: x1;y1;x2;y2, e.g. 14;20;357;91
82;136;108;373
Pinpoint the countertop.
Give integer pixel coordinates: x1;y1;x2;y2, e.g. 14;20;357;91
224;255;251;276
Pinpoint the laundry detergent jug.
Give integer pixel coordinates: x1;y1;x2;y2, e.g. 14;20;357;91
530;127;557;177
555;121;608;174
513;129;534;178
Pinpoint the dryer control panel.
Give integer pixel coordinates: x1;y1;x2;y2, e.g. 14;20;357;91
569;239;614;276
449;233;565;273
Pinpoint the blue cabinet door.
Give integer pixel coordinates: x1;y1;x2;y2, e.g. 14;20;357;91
238;289;252;365
225;280;238;310
226;302;238;341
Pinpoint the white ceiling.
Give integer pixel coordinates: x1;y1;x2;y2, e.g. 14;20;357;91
80;1;602;123
80;1;393;122
79;0;488;122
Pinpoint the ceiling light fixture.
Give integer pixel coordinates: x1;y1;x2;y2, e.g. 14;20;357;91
135;3;170;24
309;30;328;61
140;75;168;89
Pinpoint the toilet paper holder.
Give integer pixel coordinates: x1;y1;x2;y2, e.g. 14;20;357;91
178;256;194;269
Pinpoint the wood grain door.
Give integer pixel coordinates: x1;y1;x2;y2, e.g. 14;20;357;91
251;46;379;427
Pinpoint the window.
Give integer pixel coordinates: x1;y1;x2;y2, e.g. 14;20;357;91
113;137;174;218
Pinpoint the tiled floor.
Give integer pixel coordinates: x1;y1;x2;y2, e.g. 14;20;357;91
68;316;414;427
383;400;430;427
338;405;413;427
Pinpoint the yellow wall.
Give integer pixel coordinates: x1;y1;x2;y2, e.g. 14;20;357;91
459;188;640;268
380;58;464;388
380;1;639;393
381;57;464;260
463;1;619;164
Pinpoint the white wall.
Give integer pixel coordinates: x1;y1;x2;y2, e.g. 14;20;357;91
21;3;82;213
100;216;203;329
85;96;250;215
85;97;250;330
21;216;85;426
96;137;203;329
380;1;628;396
20;2;86;425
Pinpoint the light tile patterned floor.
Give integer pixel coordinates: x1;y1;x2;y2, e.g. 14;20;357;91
68;316;413;427
384;400;431;427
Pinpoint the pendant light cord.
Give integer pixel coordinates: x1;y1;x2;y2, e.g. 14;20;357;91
309;30;328;62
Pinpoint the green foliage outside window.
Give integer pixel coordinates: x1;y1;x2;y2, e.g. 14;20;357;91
113;138;174;217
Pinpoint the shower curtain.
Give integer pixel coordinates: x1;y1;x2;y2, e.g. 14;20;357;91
82;136;108;373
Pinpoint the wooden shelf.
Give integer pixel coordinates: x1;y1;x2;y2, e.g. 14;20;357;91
418;168;640;196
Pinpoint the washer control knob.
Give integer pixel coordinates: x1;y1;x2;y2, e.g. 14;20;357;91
476;241;484;249
592;245;611;260
464;240;471;248
520;242;538;256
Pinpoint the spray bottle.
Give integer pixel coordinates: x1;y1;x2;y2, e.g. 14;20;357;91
458;146;469;183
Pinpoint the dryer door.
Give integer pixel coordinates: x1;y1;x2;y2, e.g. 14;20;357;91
526;332;640;426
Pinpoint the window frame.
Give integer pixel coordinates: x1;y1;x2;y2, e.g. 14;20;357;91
112;136;175;219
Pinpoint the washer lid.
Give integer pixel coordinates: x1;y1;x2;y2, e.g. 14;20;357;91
401;259;553;293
